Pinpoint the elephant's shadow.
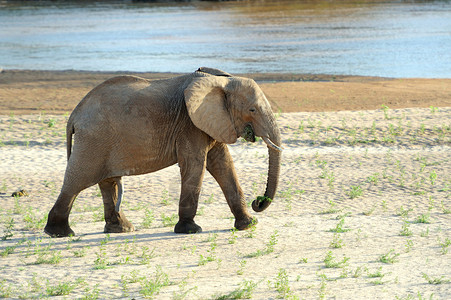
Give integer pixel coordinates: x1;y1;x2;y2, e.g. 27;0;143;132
1;229;233;256
76;228;231;245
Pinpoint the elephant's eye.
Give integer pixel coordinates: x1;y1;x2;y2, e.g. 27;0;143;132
249;108;256;113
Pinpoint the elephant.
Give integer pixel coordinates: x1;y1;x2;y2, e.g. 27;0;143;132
44;67;282;237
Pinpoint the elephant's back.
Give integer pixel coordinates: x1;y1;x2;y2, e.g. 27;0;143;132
69;76;153;129
67;73;185;147
77;75;151;112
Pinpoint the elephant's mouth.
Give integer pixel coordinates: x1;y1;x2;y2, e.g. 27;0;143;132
241;124;256;142
241;124;282;152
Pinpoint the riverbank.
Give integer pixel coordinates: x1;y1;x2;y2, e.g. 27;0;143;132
0;69;450;299
0;69;450;114
1;107;450;299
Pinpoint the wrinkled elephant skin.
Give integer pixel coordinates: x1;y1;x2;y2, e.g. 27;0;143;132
44;67;282;237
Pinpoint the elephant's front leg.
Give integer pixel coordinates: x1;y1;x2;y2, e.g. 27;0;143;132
99;178;135;234
206;143;256;230
174;154;207;234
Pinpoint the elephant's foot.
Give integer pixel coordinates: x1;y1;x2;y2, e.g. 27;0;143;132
104;219;135;234
235;216;258;231
174;220;202;234
44;222;75;238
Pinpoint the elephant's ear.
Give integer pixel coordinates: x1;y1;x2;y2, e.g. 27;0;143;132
184;76;237;144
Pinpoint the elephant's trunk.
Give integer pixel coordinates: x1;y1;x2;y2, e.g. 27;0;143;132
252;125;282;212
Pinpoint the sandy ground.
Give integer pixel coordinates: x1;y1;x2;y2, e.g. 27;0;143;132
0;70;450;299
1;70;450;115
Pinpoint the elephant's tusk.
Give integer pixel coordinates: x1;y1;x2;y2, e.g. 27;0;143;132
262;136;283;152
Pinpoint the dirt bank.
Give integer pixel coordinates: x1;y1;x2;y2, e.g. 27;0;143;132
1;69;450;114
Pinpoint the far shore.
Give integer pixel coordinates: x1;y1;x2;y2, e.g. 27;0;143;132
0;69;450;115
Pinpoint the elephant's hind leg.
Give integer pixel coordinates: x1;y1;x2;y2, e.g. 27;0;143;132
99;178;135;234
45;170;98;237
44;191;77;237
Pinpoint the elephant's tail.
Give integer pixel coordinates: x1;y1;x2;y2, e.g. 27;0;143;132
66;119;74;160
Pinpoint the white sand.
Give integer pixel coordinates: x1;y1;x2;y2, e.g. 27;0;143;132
0;108;450;299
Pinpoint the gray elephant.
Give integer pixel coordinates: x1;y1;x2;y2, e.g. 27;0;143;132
44;67;282;237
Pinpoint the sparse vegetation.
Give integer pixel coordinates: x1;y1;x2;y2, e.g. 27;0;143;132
161;213;178;227
46;279;79;296
323;251;350;268
1;218;14;240
141;208;155;228
330;233;345;248
139;266;171;298
379;249;400;264
0;106;449;299
438;237;451;255
215;280;258;300
347;185;364;199
329;216;351;233
399;219;413;237
271;268;298;299
422;273;450;285
246;230;278;258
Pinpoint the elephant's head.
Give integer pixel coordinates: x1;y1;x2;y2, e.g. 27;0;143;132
184;75;282;212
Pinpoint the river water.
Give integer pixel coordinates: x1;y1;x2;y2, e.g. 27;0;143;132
1;0;450;78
